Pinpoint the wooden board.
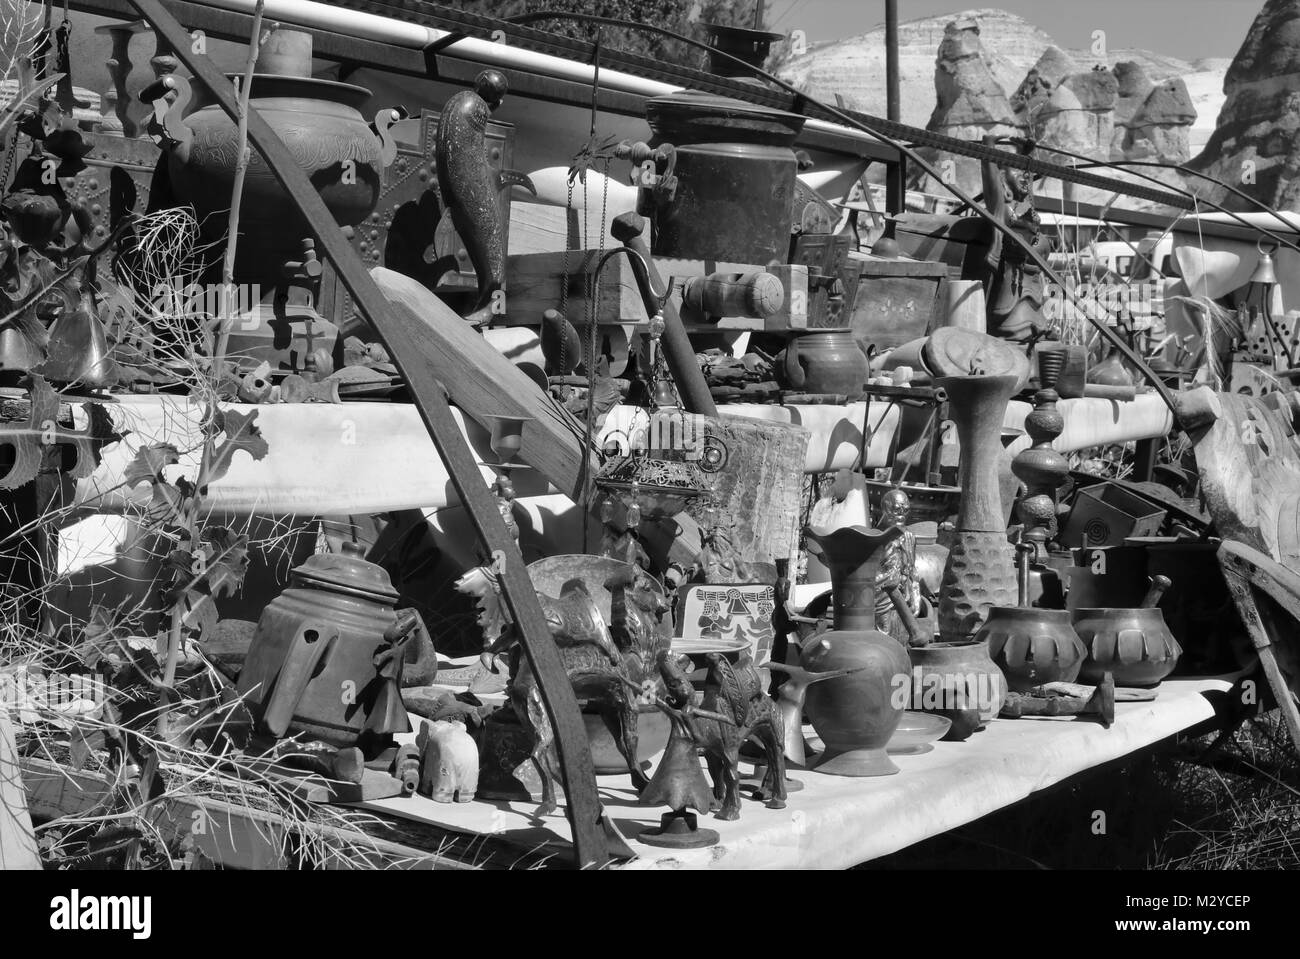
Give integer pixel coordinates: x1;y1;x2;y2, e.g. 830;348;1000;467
0;712;40;869
1184;387;1300;753
1185;390;1300;563
847;273;945;350
504;249;645;327
371;267;596;503
893;213;995;280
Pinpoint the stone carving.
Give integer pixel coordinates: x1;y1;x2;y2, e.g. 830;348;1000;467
416;719;479;803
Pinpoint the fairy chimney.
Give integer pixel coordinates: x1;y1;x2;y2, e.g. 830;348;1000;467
922;17;1024;195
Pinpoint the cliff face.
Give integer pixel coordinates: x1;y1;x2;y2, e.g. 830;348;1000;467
1187;0;1300;210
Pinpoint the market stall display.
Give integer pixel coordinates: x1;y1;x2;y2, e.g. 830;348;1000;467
2;0;1298;877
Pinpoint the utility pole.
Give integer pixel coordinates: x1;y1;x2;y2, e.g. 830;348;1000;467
885;0;899;122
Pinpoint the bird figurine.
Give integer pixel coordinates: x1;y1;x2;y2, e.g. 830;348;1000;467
767;661;870;767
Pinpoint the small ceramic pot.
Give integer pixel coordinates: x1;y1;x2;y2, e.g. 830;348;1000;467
977;606;1086;692
1072;607;1181;687
781;329;870;399
906;638;1006;735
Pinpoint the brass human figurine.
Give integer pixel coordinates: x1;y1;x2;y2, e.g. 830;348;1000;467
980;135;1050;345
874;486;919;644
492;473;519;544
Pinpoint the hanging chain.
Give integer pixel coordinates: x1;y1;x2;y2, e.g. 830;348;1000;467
555;174;575;379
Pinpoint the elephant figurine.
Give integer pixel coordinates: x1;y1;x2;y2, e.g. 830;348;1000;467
416;719;479;803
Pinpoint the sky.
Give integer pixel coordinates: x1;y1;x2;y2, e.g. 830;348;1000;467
761;0;1263;60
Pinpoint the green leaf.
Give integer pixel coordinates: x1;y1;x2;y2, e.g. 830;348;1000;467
124;443;180;487
198;527;249;599
203;408;268;488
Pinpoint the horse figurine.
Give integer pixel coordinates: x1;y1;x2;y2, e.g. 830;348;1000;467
659;650;787;821
455;558;676;816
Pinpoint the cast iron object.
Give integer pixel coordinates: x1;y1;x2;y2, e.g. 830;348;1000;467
236;542;434;754
138;29;400;287
435;69;534;326
610;212;718;416
637;810;719;849
979;607;1085;693
800;525;912;776
640;90;805;264
893;567;1006;731
1073;575;1182;687
779;328;870;400
1000;673;1117;726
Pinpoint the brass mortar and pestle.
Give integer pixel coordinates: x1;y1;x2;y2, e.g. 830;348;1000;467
1073;574;1181;687
976;542;1087;692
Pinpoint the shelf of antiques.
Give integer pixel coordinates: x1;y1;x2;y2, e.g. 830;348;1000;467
3;0;1299;873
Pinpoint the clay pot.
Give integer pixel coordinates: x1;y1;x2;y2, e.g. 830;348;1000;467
1072;607;1181;687
781;328;871;399
801;525;911;776
148;30;388;285
977;606;1086;692
906;639;1006;736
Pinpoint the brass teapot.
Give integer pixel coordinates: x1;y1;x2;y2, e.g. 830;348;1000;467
237;542;434;755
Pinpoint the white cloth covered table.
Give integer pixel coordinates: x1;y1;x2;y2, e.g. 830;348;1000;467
361;675;1235;869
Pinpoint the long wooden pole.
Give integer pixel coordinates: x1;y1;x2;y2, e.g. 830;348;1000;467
126;0;611;867
214;0;269;364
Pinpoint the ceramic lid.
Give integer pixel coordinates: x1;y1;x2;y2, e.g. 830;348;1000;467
291;541;399;604
923;327;1031;387
645;90;806;147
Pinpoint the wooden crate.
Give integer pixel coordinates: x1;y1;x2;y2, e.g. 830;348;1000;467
845;253;949;350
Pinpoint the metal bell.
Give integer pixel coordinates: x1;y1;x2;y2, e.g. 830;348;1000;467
38;295;119;389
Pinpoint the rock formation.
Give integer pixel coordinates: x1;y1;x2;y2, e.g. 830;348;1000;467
1187;0;1300;210
1014;59;1118;162
773;8;1229;159
908;14;1194;207
919;17;1024;195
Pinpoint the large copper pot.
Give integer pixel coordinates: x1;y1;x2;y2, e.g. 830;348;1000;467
641;91;805;264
